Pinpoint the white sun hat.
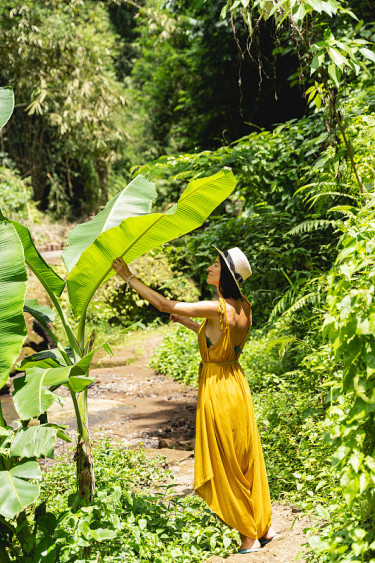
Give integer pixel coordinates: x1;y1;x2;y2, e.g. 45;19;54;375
213;246;252;290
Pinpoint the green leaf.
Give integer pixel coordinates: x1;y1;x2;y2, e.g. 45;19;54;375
17;349;66;371
321;0;338;16
293;4;307;23
328;63;341;88
268;0;289;18
89;527;117;541
13;367;71;419
315;504;330;519
337;5;358;19
24;299;56;324
306;0;323;13
0;460;41;519
12;353;94;419
10;425;58;459
10;221;65;297
0;87;14;131
138;518;147;530
328;47;347;70
67;169;237;318
359;47;375;63
63;175;157;272
310;52;324;74
68;375;95;392
0;220;28;391
33;537;57;563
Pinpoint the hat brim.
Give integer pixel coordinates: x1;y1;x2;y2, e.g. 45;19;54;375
213;245;241;291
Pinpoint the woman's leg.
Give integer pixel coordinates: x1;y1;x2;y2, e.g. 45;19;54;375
261;525;277;540
239;533;261;550
239;525;277;550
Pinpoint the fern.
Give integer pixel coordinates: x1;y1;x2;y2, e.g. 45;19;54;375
282;291;323;317
327;205;358;218
286;219;339;236
265;336;298;358
269;286;297;320
269;275;327;321
305;191;358;208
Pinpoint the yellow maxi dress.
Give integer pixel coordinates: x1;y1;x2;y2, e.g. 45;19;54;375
194;295;272;539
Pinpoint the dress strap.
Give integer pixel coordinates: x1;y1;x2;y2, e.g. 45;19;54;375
218;297;229;330
238;295;252;349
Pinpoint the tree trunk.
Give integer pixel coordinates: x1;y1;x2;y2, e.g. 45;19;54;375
74;440;95;502
74;387;95;502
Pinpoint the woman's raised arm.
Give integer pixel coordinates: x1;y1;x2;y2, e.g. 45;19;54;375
112;257;219;320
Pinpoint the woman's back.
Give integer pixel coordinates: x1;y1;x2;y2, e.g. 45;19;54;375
204;296;252;350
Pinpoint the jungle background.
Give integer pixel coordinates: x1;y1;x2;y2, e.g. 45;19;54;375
1;0;375;561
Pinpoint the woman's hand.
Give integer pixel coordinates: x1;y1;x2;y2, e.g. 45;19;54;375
169;313;186;325
112;257;132;279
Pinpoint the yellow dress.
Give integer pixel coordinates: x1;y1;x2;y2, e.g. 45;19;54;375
194;295;272;539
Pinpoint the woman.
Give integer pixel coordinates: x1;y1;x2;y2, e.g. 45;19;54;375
112;247;278;554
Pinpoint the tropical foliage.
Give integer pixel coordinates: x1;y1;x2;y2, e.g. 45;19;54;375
1;0;375;561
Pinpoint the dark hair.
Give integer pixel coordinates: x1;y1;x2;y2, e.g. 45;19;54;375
219;255;242;299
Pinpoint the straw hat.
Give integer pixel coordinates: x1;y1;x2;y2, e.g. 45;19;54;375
213;246;252;290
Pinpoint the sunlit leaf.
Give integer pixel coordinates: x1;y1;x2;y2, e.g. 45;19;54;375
360;47;375;64
13;352;95;419
10;425;59;459
11;221;65;297
0;87;14;131
67;169;237;318
0;460;41;519
62;175;157;272
24;299;56;324
328;63;341;88
0;218;27;391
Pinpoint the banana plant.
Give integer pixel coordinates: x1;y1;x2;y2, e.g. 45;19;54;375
1;84;237;513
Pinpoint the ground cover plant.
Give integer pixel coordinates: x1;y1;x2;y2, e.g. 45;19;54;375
3;438;238;562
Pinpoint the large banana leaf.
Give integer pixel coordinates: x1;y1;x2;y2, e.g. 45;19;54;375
17;349;67;371
67;168;237;318
13;351;96;419
62;175;157;272
0;220;28;390
0;87;14;131
24;299;56;324
10;425;63;459
0;460;41;519
11;220;65;297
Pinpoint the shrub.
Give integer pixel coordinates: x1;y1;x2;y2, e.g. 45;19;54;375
0;158;41;221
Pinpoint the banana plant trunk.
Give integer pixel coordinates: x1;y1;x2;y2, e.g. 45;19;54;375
73;386;95;502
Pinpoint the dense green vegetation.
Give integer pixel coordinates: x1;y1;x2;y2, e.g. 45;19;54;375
1;0;375;561
3;438;237;561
